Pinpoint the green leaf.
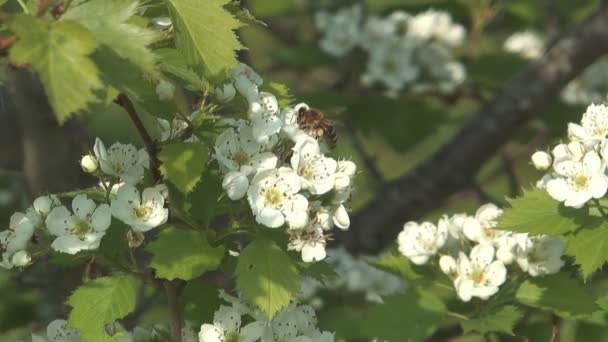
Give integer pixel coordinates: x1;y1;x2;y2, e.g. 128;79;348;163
368;250;434;281
156;48;208;90
165;0;243;77
363;289;446;342
8;16;101;123
461;305;523;336
159;142;208;193
515;273;597;318
182;281;223;323
499;187;590;235
147;226;225;281
566;222;608;280
263;81;294;107
187;168;224;226
63;0;159;74
67;274;138;342
235;237;300;319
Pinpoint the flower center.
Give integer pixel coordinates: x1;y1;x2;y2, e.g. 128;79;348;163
573;174;589;190
133;206;150;219
233;151;250;167
71;220;91;239
225;332;241;342
301;164;315;180
264;186;284;208
471;268;487;285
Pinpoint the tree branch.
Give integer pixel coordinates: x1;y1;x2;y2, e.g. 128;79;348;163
337;1;608;254
115;93;162;183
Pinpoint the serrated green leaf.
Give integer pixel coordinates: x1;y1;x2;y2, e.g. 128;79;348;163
147;226;225;281
499;187;590;235
187;168;224;226
156;48;208;90
67;274;138;342
225;1;267;27
63;0;159;74
461;305;523;336
8;16;102;123
264;81;294;107
515;273;597;318
159;142;208;193
363;289;446;342
566;222;608;280
166;0;243;77
235;237;300;319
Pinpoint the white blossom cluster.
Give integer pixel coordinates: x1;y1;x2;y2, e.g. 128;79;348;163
532;103;608;208
315;5;467;97
0;138;169;268
31;319;81;342
300;247;404;306
199;292;335;342
213;64;357;263
397;203;565;302
503;31;608;105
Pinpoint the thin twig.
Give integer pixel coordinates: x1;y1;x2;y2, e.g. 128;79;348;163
115;93;163;182
165;280;184;342
501;153;520;198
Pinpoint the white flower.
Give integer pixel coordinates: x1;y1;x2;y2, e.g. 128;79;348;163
531;151;552;170
407;9;466;47
156;80;175;101
280;103;310;143
515;234;565;276
397;221;448;265
561;58;608;105
503;31;544;59
315;5;362;57
157;118;188;142
44;319;81;342
111;184;168;232
463;203;505;245
222;171;249;200
291;138;337;195
334;160;356;191
288;226;327;263
439;255;458;278
94;138;149;185
568;103;608;145
453;245;507;302
247;167;309;228
45;194;111;254
546;151;608;208
332;204;350;230
232;63;263;101
361;37;419;95
494;233;520;265
437;213;467;253
249;92;283;144
0;212;35;269
359;15;399;50
215;82;236;103
199;306;264;342
80;154;99;173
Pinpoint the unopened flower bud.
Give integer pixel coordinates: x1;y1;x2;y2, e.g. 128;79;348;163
531;151;552;170
80;154;99;173
154;184;169;200
11;250;31;267
156;80;175;101
215;83;236;103
567;141;585;161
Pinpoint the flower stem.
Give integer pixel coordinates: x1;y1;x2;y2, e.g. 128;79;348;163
164;280;183;342
16;0;29;14
446;310;470;320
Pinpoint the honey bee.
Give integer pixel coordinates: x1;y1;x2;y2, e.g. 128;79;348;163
296;107;338;148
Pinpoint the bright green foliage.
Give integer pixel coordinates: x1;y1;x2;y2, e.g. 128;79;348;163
499;187;588;235
187;168;224;226
235;237;300;319
8;16;101;123
147;226;225;281
159;142;208;193
67;274;138;342
265;81;294;107
165;0;243;77
62;0;159;74
461;305;523;335
516;273;597;318
363;289;446;342
566;222;608;280
156;48;208;90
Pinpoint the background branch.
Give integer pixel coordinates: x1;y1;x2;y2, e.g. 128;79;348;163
337;1;608;254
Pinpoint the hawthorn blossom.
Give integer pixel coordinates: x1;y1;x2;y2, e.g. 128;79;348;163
247;167;308;228
568;103;608;145
280;103;310;143
407;9;466;48
94;138;149;185
397;221;448;265
45;194;111;254
515;234;565;276
32;319;81;342
215;82;236;102
531;150;552;170
453;245;507;302
288;226;327;263
291;138;337;195
0;212;35;268
248;92;283;144
546;151;608;208
463;203;505;245
111;184;168;232
562;58;608;105
315;5;362;57
232;63;263;101
503;31;544;59
359;15;399;50
199;306;264;342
